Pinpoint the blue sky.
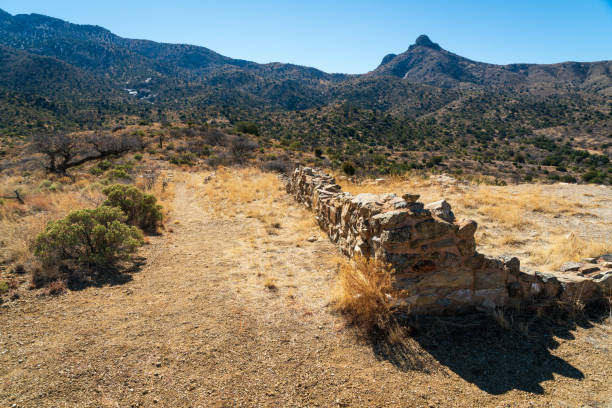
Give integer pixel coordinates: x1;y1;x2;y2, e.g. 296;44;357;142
2;1;611;74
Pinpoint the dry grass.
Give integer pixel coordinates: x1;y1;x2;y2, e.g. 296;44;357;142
528;232;612;270
193;167;283;216
333;255;396;333
190;167;318;243
0;174;96;269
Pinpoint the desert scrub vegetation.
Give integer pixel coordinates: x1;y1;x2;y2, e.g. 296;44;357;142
102;184;163;232
333;255;396;334
33;206;144;284
0;162;171;297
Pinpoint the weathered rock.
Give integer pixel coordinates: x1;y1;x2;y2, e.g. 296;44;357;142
597;254;612;263
579;266;600;276
424;199;455;223
402;193;420;203
559;262;582;272
594;272;612;290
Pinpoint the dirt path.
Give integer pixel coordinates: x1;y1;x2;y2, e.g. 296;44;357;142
1;180;610;407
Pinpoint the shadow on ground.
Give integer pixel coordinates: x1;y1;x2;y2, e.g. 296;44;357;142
371;308;608;395
65;256;146;291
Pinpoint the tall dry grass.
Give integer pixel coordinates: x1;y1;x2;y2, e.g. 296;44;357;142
0;173;98;269
332;256;396;333
528;233;612;271
190;167;317;242
194;167;283;216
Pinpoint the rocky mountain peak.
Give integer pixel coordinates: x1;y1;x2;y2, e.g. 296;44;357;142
411;35;442;51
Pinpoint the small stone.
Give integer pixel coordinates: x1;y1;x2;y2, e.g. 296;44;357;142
597;254;612;262
424;199;455;223
307;236;317;242
373;210;410;229
594;273;612;290
559;262;582;272
155;362;162;367
579;266;600;276
402;193;420;203
581;257;597;264
536;271;559;284
457;219;477;239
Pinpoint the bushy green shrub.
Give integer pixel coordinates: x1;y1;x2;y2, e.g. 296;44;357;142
102;184;163;232
34;206;143;271
105;168;131;181
0;281;8;295
235;121;259;136
169;152;195;166
342;161;356;176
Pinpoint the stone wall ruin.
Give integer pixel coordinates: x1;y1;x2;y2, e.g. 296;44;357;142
287;167;608;314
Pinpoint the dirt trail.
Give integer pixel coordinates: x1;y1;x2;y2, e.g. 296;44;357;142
1;180;610;407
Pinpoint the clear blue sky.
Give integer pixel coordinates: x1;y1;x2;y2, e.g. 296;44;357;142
2;1;612;74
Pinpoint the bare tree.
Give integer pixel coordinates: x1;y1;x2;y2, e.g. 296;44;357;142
32;132;141;174
228;135;258;164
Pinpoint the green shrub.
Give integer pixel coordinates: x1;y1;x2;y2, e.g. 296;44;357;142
38;180;59;192
102;184;163;232
169;153;195;166
342;161;356;176
98;160;113;170
105;169;131;181
134;153;143;161
0;281;8;295
34;206;143;270
235;121;259;136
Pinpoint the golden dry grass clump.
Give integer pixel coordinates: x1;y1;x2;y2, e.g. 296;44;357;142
333;255;396;333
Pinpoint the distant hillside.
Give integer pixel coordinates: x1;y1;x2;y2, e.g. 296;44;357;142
0;8;610;183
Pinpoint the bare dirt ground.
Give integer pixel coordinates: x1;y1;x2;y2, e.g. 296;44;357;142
1;172;611;407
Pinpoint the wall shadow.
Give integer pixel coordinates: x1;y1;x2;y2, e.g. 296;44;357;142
369;309;608;395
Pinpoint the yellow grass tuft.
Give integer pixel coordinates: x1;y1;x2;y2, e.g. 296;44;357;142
333;256;395;333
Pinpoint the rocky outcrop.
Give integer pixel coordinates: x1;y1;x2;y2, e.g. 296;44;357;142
287;167;608;314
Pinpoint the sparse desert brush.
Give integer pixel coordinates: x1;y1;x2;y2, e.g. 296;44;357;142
39;280;67;296
529;232;612;271
333;255;396;333
102;184;163;232
33;206;144;283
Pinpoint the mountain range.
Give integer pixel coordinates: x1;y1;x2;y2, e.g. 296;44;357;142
1;8;611;109
0;8;610;184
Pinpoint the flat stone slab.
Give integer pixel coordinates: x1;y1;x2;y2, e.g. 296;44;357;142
559;262;582;272
579;266;600;276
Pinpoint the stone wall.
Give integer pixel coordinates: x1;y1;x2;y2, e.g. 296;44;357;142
287;167;607;314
